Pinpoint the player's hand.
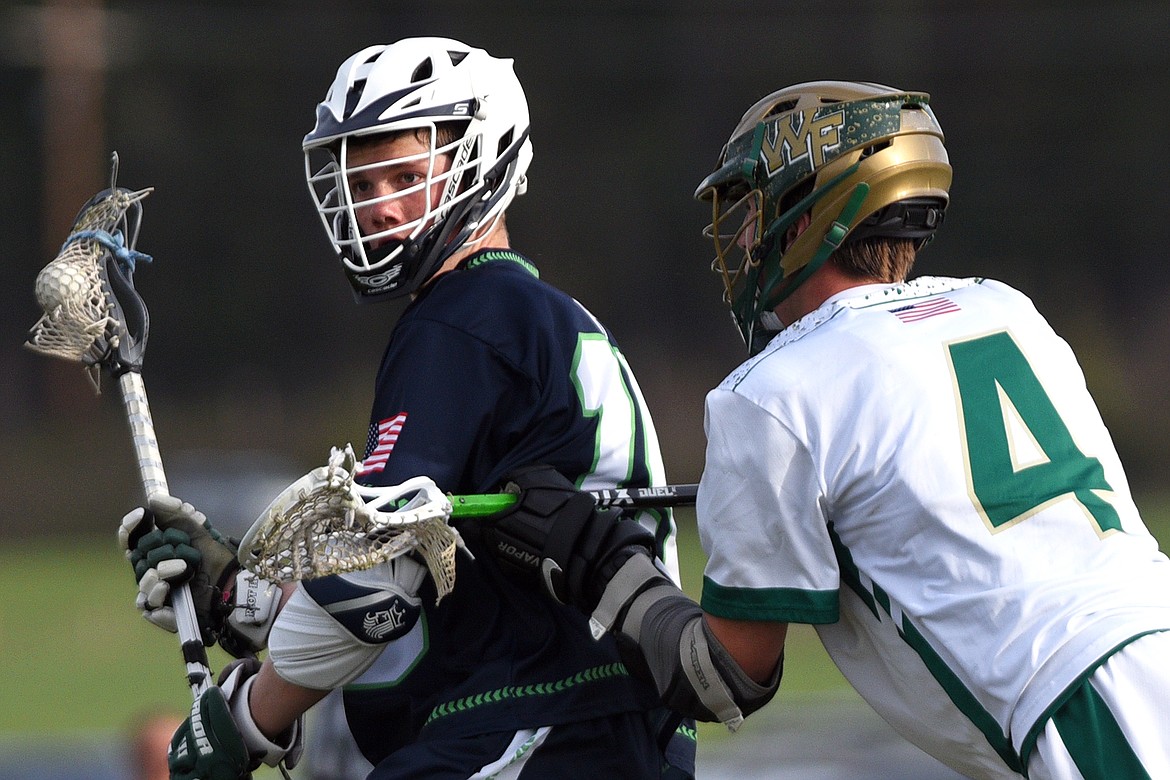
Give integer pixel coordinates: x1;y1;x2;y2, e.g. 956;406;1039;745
119;495;240;646
167;685;251;780
168;658;303;780
478;464;657;612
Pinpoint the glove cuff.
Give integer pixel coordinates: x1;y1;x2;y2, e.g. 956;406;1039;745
220;569;281;658
589;551;671;639
227;672;303;769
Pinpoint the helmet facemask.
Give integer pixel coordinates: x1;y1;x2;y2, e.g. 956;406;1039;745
704;184;762;314
306;122;486;296
703;162;859;354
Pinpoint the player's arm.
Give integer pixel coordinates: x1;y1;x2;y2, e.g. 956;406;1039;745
164;541;430;779
478;466;784;729
248;659;331;737
705;614;789;684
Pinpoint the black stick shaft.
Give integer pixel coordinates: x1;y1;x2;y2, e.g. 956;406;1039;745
590;483;699;509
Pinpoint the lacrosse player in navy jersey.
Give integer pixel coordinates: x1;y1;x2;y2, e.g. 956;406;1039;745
478;82;1170;780
118;37;694;780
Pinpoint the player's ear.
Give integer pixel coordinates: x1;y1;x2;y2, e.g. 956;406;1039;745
785;211;812;249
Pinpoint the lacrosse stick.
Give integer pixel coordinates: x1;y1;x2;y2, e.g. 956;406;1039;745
239;444;698;602
26;153;212;698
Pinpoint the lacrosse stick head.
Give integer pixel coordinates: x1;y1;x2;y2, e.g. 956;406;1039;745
26;151;155;387
239;445;465;602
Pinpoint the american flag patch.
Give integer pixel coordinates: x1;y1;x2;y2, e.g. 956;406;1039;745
889;297;960;323
356;412;407;476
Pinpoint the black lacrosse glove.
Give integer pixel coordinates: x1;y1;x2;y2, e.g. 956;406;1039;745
479;465;657;613
119;495;241;647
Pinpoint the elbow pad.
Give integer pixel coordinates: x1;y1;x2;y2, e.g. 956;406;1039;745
592;554;781;730
268;557;426;690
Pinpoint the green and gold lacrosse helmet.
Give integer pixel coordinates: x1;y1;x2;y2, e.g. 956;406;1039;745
695;81;951;354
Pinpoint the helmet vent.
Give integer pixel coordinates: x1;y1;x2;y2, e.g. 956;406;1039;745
447;50;469;66
411;58;434;83
860;140;892;159
344;79;367;118
764;99;798;118
496;129;514;157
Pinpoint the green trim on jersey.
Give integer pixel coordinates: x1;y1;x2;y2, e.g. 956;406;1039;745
1050;667;1152;780
674;722;699;744
1018;630;1164;774
423;662;632;726
700;576;838;623
464;249;540;278
827;523;1024;773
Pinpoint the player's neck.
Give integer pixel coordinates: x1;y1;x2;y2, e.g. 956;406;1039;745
774;264;877;326
423;220;512;289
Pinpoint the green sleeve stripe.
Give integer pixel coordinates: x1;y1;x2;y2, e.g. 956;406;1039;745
700;576;839;623
1018;630;1164;772
828;521;1022;773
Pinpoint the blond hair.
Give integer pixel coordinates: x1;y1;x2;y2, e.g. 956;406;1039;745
831;237;918;283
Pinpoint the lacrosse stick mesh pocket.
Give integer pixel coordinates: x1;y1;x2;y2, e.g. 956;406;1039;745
241;450;461;601
27;180;154;371
27;238;117;362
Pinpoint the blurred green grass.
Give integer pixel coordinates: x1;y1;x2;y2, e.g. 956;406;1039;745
1;498;1167;747
0;536;229;733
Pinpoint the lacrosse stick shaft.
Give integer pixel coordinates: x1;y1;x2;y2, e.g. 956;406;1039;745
118;371;212;698
447;483;700;517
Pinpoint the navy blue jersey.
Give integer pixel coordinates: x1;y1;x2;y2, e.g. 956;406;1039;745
340;249;676;764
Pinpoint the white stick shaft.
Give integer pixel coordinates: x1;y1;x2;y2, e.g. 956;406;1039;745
118;371;213;698
119;371;169;498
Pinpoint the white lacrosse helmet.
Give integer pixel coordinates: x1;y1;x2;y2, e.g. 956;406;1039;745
303;37;534;301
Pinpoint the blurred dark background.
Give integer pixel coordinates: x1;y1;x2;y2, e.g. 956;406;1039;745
4;0;1170;539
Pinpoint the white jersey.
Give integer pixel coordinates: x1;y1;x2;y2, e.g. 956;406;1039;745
697;276;1170;778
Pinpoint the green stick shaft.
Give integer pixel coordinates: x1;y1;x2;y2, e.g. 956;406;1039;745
449;493;518;517
448;483;699;518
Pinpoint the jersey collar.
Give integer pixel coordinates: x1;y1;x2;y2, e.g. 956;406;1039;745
459;249;539;278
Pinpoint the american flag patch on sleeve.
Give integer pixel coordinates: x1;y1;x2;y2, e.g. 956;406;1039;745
356;412;408;476
889;297;960;323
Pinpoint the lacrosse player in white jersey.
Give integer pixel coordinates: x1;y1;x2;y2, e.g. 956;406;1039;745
481;82;1170;779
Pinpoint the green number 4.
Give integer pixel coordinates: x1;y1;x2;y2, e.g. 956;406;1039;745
948;331;1121;535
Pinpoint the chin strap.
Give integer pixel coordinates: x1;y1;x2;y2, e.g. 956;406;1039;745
761;181;871;316
732;166;868;354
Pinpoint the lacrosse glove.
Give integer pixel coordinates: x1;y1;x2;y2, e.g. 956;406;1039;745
168;657;303;780
478;464;658;613
119;495;277;656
